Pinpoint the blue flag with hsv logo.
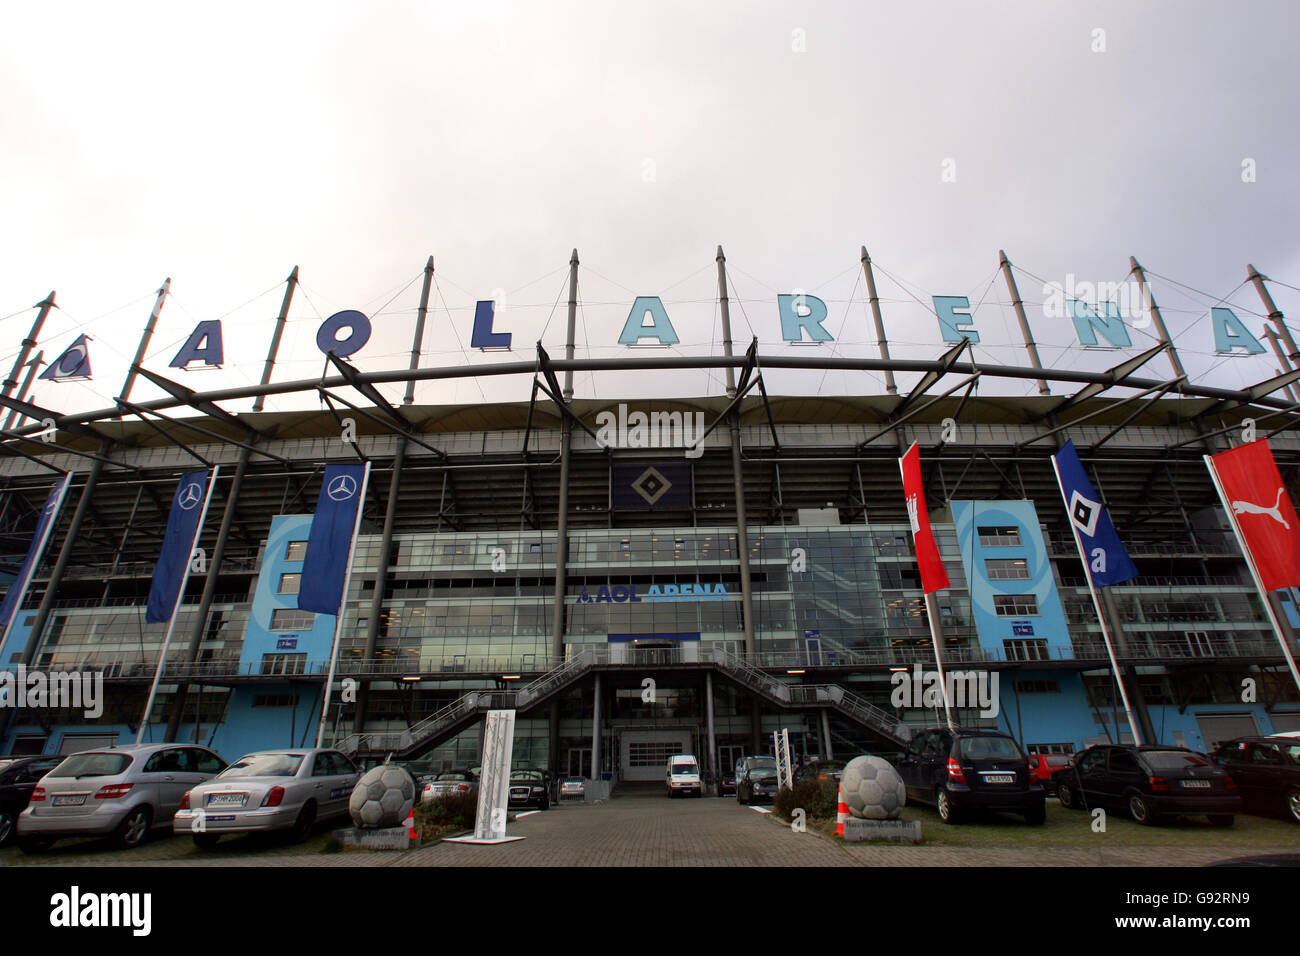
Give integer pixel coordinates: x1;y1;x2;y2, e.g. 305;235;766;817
1051;439;1138;587
297;464;367;615
146;469;212;623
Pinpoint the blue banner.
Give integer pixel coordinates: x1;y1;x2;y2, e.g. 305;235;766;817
146;469;212;623
297;464;367;616
0;474;73;632
1052;439;1138;587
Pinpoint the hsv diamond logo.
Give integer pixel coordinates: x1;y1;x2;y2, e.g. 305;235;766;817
631;466;671;506
176;482;204;511
1068;489;1100;537
327;474;358;501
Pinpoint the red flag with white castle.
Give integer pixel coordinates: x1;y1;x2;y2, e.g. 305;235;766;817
899;441;950;594
1206;439;1300;592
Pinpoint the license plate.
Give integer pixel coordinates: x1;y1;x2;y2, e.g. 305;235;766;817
205;815;236;822
1180;779;1211;789
52;794;86;806
207;793;246;807
983;774;1015;784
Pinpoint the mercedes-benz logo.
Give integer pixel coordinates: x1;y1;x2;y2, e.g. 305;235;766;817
177;482;203;511
327;474;358;501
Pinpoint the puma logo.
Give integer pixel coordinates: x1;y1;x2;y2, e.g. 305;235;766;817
1231;487;1289;529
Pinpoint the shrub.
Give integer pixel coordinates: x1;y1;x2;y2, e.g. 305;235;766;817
773;779;838;822
414;791;477;832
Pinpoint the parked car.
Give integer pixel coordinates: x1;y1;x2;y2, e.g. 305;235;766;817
508;769;552;810
0;755;63;847
559;777;585;800
892;727;1045;824
1028;753;1074;795
420;769;479;804
735;755;780;805
1055;745;1241;826
173;748;358;847
794;760;846;785
1209;736;1300;823
666;754;703;797
718;765;737;797
18;743;228;852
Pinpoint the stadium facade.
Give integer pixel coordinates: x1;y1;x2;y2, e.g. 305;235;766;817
2;253;1300;781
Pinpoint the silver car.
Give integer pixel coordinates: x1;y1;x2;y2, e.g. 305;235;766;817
17;743;228;853
173;748;359;847
419;769;479;803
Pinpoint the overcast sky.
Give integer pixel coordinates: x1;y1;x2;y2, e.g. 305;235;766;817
3;0;1299;417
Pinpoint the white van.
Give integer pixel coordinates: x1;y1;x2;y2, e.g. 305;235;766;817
666;754;703;798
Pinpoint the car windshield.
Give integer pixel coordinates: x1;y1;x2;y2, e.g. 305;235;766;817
49;752;132;778
438;772;473;781
222;753;303;777
1046;755;1072;767
748;758;777;772
1141;750;1211;770
511;770;543;781
671;764;698;774
958;736;1023;760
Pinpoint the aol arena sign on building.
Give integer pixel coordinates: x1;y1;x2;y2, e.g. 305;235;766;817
39;267;1269;386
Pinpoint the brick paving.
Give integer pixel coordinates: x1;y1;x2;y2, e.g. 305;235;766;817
5;795;1297;867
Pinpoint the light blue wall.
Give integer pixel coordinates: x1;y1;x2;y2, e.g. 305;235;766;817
241;514;339;670
951;500;1072;652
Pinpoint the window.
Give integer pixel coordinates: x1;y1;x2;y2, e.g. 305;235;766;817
144;749;192;773
1026;743;1074;756
1109;749;1140;774
253;693;298;708
190;749;225;774
985;558;1029;580
978;526;1021;547
270;608;314;631
278;573;301;595
627;742;684;768
261;653;306;676
1004;638;1049;661
285;541;308;562
993;594;1038;616
1013;680;1060;694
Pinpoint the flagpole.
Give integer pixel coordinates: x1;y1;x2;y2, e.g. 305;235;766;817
0;473;73;652
1204;454;1300;696
924;592;956;730
136;466;219;744
1051;454;1143;745
898;445;955;730
316;461;371;748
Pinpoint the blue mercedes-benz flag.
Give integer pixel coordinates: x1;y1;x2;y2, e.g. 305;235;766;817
0;473;73;633
146;469;212;623
1051;439;1138;587
298;464;367;615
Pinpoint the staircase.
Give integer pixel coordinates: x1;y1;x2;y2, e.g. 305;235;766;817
336;645;911;761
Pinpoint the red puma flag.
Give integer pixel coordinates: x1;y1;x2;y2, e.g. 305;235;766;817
900;442;950;594
1207;439;1300;592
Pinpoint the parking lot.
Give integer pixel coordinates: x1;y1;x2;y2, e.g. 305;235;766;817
3;792;1298;867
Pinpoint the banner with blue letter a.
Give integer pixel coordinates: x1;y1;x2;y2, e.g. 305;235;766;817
297;464;367;615
146;469;213;623
1052;439;1138;587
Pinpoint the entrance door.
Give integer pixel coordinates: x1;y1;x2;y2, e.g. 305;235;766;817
567;748;593;779
621;730;689;782
718;744;744;777
1195;714;1259;752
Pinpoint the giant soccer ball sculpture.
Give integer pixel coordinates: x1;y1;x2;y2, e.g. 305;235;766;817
349;765;415;828
841;755;906;820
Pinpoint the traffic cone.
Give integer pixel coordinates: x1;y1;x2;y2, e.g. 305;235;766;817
406;808;418;843
835;782;849;837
